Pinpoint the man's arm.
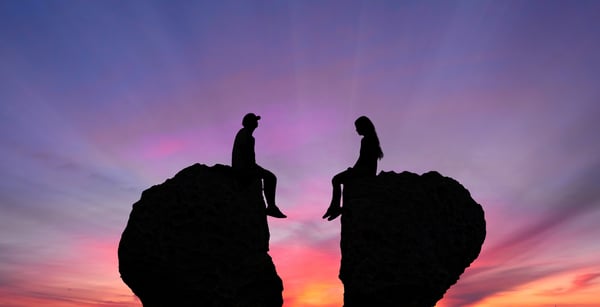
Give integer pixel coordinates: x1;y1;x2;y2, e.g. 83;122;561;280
232;129;256;169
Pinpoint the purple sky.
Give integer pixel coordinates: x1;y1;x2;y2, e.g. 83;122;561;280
1;1;600;306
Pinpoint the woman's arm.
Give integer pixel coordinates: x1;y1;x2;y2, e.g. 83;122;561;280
352;137;378;176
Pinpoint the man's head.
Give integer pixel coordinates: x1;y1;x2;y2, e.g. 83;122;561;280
242;113;261;129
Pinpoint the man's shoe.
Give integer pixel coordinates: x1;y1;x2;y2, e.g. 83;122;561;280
322;205;342;221
266;206;287;218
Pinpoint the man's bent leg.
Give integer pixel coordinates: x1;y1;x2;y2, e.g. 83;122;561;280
258;166;276;206
257;166;287;218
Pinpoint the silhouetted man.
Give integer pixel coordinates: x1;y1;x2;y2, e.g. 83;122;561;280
232;113;287;218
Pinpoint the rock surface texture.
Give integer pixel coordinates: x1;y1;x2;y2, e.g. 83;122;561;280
340;171;486;307
118;164;283;307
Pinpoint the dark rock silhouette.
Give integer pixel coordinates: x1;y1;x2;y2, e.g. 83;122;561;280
339;171;486;307
118;164;283;307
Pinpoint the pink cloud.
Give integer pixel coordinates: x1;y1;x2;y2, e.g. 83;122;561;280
572;272;600;289
541;272;600;296
138;137;187;160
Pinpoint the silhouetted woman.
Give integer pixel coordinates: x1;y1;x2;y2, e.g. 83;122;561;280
323;116;383;221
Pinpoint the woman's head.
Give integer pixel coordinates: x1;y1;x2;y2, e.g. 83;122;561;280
354;116;384;160
355;116;376;136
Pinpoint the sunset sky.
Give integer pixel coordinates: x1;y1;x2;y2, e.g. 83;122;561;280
1;1;600;306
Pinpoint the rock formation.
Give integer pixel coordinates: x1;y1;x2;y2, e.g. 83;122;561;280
118;164;283;307
340;171;486;307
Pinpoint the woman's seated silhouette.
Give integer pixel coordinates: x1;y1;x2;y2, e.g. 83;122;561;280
323;116;383;221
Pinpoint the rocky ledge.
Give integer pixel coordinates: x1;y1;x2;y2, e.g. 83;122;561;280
118;164;283;307
340;171;486;307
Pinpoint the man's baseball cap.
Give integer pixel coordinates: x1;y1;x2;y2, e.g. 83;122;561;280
242;113;261;127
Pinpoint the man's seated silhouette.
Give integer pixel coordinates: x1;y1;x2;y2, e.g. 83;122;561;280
232;113;287;218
